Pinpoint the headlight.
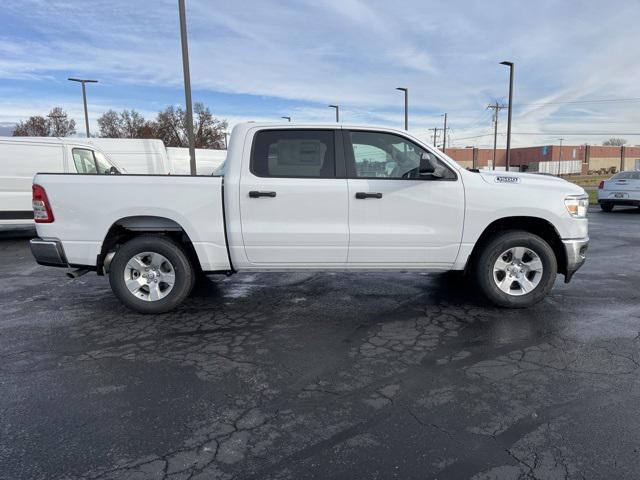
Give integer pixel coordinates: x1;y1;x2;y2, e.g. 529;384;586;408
564;195;589;218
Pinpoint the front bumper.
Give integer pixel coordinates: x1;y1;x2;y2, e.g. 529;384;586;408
562;237;589;283
30;238;69;267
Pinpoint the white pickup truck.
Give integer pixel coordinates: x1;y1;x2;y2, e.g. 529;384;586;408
29;123;589;313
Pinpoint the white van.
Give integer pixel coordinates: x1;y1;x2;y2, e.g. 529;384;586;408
87;139;226;175
0;137;121;228
87;138;170;174
166;147;226;175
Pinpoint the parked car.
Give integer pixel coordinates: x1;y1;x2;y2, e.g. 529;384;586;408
597;171;640;211
29;123;589;313
0;137;121;228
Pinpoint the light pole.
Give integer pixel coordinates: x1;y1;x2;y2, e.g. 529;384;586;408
500;61;514;171
281;116;291;122
67;78;97;138
441;113;448;152
328;105;340;122
557;138;564;177
396;87;408;130
178;0;197;175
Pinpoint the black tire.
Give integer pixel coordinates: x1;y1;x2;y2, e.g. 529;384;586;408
472;230;557;308
109;235;195;314
600;203;614;212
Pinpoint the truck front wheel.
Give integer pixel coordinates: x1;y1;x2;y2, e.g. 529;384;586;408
473;231;557;308
109;235;195;314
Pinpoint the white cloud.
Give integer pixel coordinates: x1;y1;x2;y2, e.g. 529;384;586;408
1;0;640;146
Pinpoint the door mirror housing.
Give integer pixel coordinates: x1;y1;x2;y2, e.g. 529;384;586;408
109;166;120;175
419;153;442;178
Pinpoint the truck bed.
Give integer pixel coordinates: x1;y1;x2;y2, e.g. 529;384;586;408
33;174;230;271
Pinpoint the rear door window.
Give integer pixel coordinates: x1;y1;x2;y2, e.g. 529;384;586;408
251;130;335;178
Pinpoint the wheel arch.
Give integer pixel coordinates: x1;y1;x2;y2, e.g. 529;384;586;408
466;216;567;276
97;215;201;275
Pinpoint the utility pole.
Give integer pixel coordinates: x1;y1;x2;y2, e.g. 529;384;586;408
500;61;515;171
68;78;98;138
430;128;439;146
557;138;564;176
487;101;506;170
441;113;448;152
329;105;340;122
396;87;408;130
178;0;197;175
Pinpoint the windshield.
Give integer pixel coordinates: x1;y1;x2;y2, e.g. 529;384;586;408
211;161;225;176
94;151;116;174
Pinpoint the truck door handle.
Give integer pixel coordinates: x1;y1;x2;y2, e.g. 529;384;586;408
355;192;383;199
249;191;277;198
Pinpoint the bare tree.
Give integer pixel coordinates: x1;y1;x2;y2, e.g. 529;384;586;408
13;107;76;137
97;109;154;138
193;103;227;149
97;110;121;138
47;107;76;136
13;116;49;136
602;138;627;146
153;103;227;148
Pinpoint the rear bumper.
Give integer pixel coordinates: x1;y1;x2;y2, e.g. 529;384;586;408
598;199;640;207
30;238;69;267
562;237;589;283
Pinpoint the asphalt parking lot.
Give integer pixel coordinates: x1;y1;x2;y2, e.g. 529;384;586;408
1;206;639;480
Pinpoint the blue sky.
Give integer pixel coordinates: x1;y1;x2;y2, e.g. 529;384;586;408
1;0;640;147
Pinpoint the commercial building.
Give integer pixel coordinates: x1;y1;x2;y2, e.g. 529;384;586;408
445;145;640;174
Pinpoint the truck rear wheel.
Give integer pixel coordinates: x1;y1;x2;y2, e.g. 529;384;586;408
109;235;195;314
473;230;557;308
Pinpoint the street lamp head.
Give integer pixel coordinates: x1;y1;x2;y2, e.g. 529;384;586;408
396;87;407;92
68;77;98;83
500;61;514;67
328;104;338;109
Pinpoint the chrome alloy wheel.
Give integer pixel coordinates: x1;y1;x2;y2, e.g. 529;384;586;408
492;246;544;296
124;251;175;301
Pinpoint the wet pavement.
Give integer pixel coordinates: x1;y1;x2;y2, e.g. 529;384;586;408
1;206;639;479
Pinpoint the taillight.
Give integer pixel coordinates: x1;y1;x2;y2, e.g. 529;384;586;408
32;184;54;223
598;181;604;189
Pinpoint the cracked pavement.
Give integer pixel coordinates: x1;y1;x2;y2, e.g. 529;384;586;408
1;207;640;479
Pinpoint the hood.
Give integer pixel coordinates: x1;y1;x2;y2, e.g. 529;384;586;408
477;170;586;195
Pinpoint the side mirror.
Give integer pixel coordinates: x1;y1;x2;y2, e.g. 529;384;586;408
109;166;120;175
419;153;437;176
